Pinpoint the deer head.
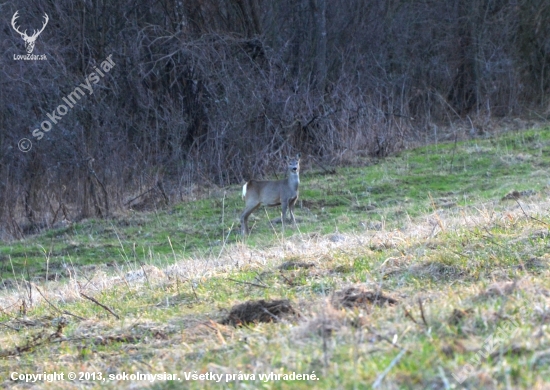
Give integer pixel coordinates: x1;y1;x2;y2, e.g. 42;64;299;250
11;11;49;54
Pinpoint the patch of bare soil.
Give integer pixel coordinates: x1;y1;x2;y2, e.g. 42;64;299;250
220;299;296;327
514;257;548;272
448;308;473;325
301;198;349;209
278;261;315;270
330;264;353;274
0;279;20;290
401;261;465;280
490;344;531;360
94;334;143;345
331;285;398;310
501;189;537;201
479;281;519;298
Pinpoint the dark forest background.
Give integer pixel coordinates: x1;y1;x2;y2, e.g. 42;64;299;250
0;0;549;239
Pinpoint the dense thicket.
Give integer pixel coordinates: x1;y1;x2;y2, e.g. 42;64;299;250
0;0;549;238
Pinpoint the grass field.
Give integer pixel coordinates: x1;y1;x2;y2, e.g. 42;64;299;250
1;127;550;389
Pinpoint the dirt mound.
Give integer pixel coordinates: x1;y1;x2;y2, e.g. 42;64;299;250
332;286;398;309
220;299;296;326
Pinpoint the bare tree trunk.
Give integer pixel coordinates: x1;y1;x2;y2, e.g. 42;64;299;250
291;0;309;80
448;0;479;114
310;0;327;94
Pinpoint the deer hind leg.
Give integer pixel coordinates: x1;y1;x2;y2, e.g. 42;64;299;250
240;202;260;235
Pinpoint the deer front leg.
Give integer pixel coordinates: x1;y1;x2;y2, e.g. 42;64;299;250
289;198;297;226
281;201;288;230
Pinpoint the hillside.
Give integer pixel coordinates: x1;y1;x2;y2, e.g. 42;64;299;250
1;127;550;389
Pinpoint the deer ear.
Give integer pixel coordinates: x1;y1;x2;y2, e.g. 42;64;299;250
296;153;301;159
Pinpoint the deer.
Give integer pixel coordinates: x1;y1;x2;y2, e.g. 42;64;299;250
11;11;49;54
240;153;301;235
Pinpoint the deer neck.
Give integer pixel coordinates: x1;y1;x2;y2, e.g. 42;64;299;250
288;171;300;192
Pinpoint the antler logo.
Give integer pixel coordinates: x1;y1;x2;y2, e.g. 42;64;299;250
11;11;49;54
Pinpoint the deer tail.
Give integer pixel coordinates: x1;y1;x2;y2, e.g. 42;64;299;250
242;182;248;199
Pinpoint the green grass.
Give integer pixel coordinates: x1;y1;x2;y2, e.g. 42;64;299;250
4;128;549;280
1;127;550;388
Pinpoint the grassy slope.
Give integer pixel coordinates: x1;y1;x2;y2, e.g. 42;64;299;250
1;128;550;389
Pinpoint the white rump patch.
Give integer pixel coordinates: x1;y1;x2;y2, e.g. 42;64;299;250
242;183;247;199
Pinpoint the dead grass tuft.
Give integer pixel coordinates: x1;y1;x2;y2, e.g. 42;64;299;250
294;302;346;338
482;281;519;298
410;261;465;280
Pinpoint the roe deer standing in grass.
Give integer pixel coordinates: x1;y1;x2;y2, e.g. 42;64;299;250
240;153;301;235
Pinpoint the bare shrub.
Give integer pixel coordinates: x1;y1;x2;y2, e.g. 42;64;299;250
0;0;548;238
